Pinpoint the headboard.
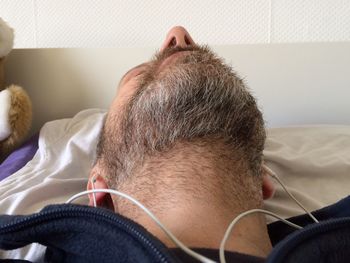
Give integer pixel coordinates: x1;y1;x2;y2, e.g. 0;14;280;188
4;43;350;134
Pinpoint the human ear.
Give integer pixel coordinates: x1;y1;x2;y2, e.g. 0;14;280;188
87;169;115;211
262;165;276;200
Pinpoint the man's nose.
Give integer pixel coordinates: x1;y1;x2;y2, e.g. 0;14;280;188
160;26;195;51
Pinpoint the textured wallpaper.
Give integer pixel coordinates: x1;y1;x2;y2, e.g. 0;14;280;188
1;0;350;48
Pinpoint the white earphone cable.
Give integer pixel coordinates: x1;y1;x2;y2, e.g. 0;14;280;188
66;165;317;263
263;165;319;224
219;208;303;263
219;165;318;263
66;188;216;263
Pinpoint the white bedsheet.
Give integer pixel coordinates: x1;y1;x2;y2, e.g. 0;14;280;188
0;109;106;261
0;109;349;261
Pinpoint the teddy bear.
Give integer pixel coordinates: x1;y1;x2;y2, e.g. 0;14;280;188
0;18;32;162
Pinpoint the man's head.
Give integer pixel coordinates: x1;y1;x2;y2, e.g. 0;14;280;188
89;27;274;216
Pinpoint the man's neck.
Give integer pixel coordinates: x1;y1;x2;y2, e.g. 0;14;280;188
113;144;271;257
116;185;272;258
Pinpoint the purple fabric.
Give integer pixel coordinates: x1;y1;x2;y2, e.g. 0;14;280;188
0;133;39;182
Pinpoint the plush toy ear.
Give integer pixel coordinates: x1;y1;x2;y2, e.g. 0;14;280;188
0;85;32;162
0;18;14;58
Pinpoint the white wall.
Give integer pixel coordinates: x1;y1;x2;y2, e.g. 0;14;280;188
6;43;350;132
1;0;350;48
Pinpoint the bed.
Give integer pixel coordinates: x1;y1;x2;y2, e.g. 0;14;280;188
0;43;350;261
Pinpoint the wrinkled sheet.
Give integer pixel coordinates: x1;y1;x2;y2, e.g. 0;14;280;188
264;126;350;221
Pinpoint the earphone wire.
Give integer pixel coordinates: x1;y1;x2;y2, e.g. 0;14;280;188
66;188;216;263
69;165;317;263
263;165;319;223
220;165;319;263
219;208;302;263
